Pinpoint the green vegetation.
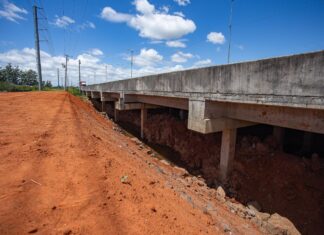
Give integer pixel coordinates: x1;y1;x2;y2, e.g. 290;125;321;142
0;63;53;92
67;87;82;96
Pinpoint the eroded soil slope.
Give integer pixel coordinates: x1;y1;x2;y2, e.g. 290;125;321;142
0;92;265;235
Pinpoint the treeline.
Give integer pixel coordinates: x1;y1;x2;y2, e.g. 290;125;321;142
0;64;52;92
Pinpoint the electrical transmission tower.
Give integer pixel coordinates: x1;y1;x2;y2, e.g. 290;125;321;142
78;60;81;90
227;0;234;64
62;55;69;90
33;5;42;90
57;68;60;88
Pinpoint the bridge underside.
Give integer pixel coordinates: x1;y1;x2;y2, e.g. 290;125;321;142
85;90;324;181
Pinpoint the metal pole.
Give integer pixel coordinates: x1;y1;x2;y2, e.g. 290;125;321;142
57;68;59;88
33;5;42;90
227;0;234;64
78;59;81;90
64;54;68;90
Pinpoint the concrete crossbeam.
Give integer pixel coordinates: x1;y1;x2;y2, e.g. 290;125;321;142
188;99;255;134
207;101;324;134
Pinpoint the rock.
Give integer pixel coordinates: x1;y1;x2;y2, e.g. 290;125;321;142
63;229;72;235
222;224;231;233
256;211;271;221
216;186;226;202
197;180;206;187
247;200;262;212
266;213;301;235
160;159;170;166
146;150;152;155
28;228;38;234
174;166;189;177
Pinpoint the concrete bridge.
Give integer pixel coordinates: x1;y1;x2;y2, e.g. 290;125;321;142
81;50;324;181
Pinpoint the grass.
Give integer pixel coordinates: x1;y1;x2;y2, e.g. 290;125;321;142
0;82;38;92
67;87;83;96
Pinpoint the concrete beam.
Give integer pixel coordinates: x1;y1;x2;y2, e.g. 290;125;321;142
91;91;100;99
125;94;188;110
100;92;116;102
220;129;237;181
141;104;147;139
188;99;255;134
207;101;324;134
115;101;160;111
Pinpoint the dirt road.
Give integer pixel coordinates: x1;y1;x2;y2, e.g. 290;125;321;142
0;92;263;234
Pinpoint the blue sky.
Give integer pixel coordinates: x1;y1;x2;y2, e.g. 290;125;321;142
0;0;323;85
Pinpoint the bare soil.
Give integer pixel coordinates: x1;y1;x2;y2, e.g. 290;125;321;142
0;92;264;235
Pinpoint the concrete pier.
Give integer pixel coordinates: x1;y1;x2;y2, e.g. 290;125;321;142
82;51;324;180
141;104;147;139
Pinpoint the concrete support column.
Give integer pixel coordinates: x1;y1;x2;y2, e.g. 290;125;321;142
101;101;105;112
141;104;147;139
114;106;118;122
273;126;285;150
220;128;237;182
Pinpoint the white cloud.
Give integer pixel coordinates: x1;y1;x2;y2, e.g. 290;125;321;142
174;11;185;17
160;6;169;13
193;59;212;67
129;14;195;40
89;48;103;56
171;51;193;63
0;0;27;23
53;15;75;28
100;0;196;40
174;0;191;6
207;32;225;44
100;7;132;23
133;0;155;14
166;40;186;48
78;21;96;30
131;48;163;67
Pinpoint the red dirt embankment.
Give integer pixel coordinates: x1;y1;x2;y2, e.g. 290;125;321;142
0;92;265;234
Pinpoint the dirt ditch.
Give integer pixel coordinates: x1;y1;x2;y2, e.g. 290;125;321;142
98;102;324;235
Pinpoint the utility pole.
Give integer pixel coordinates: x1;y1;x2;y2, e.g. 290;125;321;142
78;59;81;90
227;0;234;64
57;68;60;88
130;49;134;78
63;54;69;90
33;5;42;90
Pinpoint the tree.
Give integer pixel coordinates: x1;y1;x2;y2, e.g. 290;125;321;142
44;80;52;88
20;70;38;86
0;64;20;84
